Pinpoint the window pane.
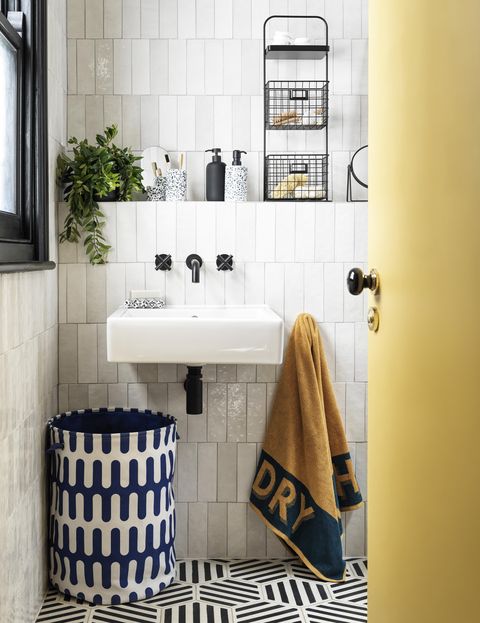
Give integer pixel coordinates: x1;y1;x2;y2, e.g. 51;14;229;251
0;33;17;214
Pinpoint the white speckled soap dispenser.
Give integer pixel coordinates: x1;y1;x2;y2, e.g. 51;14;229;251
225;150;248;201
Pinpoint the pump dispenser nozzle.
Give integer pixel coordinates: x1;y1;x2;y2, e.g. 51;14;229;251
232;150;247;165
205;148;223;162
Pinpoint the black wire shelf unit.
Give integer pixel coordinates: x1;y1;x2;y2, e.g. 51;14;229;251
263;15;330;202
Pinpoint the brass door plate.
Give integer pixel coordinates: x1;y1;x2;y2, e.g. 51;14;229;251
368;306;380;332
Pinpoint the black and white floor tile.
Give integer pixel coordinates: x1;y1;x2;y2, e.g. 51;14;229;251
35;558;367;623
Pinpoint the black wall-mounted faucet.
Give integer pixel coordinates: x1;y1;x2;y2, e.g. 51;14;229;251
186;254;203;283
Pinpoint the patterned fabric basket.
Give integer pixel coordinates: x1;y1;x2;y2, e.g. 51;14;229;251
47;408;177;605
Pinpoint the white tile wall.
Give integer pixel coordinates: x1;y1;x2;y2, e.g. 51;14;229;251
66;0;368;202
58;199;368;557
0;2;65;621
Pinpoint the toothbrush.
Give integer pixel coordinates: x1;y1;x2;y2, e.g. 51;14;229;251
164;154;171;170
151;162;158;177
179;152;185;171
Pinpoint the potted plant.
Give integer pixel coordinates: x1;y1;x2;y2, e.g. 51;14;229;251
57;125;144;264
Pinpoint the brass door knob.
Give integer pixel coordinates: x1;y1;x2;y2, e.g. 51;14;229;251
346;267;379;295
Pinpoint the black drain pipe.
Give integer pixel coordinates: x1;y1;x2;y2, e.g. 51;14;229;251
184;366;203;414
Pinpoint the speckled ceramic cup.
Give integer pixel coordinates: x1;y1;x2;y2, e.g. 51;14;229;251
166;169;187;201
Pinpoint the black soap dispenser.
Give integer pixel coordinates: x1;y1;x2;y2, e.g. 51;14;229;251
205;148;226;201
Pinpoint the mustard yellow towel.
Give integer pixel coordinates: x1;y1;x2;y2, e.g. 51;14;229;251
250;313;362;582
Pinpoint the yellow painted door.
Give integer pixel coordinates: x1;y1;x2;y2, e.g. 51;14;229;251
368;1;480;621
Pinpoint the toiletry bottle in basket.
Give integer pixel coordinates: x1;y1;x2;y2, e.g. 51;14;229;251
205;148;226;201
225;150;248;201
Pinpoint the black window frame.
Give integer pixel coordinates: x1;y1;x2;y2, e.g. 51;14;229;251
0;0;53;271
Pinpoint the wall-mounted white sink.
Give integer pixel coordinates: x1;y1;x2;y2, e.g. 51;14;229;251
107;305;284;365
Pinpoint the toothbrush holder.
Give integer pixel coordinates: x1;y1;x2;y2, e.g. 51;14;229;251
166;169;187;201
146;176;166;201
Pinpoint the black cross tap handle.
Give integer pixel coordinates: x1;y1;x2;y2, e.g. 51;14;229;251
155;254;172;271
216;254;234;271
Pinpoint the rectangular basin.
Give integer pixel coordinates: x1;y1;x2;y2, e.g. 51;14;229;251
107;305;284;365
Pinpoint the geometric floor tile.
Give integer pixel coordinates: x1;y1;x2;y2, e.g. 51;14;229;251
36;592;90;623
263;578;331;606
163;601;231;622
143;582;195;607
176;559;227;583
229;559;289;583
36;558;367;622
304;600;368;622
346;558;368;578
234;601;304;622
330;578;368;603
89;602;159;622
198;578;261;606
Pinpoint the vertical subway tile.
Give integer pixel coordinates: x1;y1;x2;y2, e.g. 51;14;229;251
275;203;295;262
122;0;141;38
346;382;366;442
304;263;324;321
335;203;355;261
195;96;214;151
122;96;141;150
147;383;168;412
150;41;169;95
196;0;215;38
159;97;178;149
333;40;352;95
354;322;368;382
233;1;252;38
227;503;247;557
88;384;107;408
246;384;267;442
114;40;132;94
125;263;146;297
324;263;344;322
235;202;256;262
140;0;159;39
95;40;113;95
265;263;284;319
256;203;275;262
67;40;77;94
216;201;236;253
223;40;241;96
205;40;224;95
352;39;368;95
140;95;159;149
159;0;178;38
208;503;227;557
98;324;118;383
214;96;233;150
67;0;85;38
335;323;355;382
103;96;123;144
132;40;150;95
76;40;95;94
169;40;187;95
59;324;78;384
69;384;90;411
315;202;335;262
217;442;237;501
325;0;344;39
108;383;128;407
186;40;205;95
188;502;208;557
227;383;247;442
215;0;233;38
207;383;227;442
178;0;196;38
104;0;122;38
78;324;98;384
247;508;267;557
196;202;216;260
177;443;198;502
284;263;305;329
127;384;148;408
241;40;261;95
85;95;104;143
177;97;196;151
198;443;218;501
117;203;137;262
67;264;87;324
136;203;156;262
295;203;315;262
237;443;257;502
106;263;126;315
244;263;265;305
86;265;106;323
354;202;368;262
85;0;104;38
175;502;188;558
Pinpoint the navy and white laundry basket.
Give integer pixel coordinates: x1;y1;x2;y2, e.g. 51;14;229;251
47;408;177;605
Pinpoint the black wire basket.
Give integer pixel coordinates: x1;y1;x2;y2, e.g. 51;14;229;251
265;153;328;201
265;81;328;130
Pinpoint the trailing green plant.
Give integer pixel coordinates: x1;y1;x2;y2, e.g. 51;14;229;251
57;125;144;264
